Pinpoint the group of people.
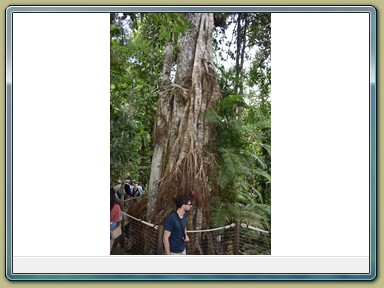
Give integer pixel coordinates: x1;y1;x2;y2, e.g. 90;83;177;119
113;180;144;203
109;182;193;255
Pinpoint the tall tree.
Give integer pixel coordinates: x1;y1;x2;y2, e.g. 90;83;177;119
147;13;221;235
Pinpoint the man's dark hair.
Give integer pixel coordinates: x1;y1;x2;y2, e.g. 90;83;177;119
176;195;191;208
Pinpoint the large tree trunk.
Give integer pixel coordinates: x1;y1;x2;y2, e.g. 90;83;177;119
147;38;174;220
147;13;221;233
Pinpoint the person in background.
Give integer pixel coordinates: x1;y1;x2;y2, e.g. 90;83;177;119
123;180;131;197
131;182;142;197
129;180;134;192
163;195;192;255
119;180;131;208
114;180;122;193
113;180;122;203
137;181;144;195
110;186;122;252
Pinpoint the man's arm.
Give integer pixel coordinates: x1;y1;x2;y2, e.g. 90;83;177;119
163;230;171;255
184;228;189;242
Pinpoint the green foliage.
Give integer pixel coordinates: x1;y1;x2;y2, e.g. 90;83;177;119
208;13;271;230
211;200;270;232
133;13;192;47
206;87;271;219
110;14;164;183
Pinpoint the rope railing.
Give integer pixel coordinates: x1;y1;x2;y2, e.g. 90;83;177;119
240;223;270;234
115;212;270;255
187;223;236;233
122;211;158;229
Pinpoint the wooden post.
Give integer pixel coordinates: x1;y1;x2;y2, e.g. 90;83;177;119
119;184;126;251
234;220;240;255
157;225;164;255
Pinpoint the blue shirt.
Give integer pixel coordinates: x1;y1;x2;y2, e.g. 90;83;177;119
164;212;186;253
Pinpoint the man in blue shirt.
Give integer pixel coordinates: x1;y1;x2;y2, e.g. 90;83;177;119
163;195;192;255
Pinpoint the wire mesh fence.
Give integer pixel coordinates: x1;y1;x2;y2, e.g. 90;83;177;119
118;212;160;255
184;224;238;255
115;213;270;255
239;225;271;255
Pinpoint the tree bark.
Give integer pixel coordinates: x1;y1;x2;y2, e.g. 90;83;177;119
147;38;174;218
147;13;221;233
